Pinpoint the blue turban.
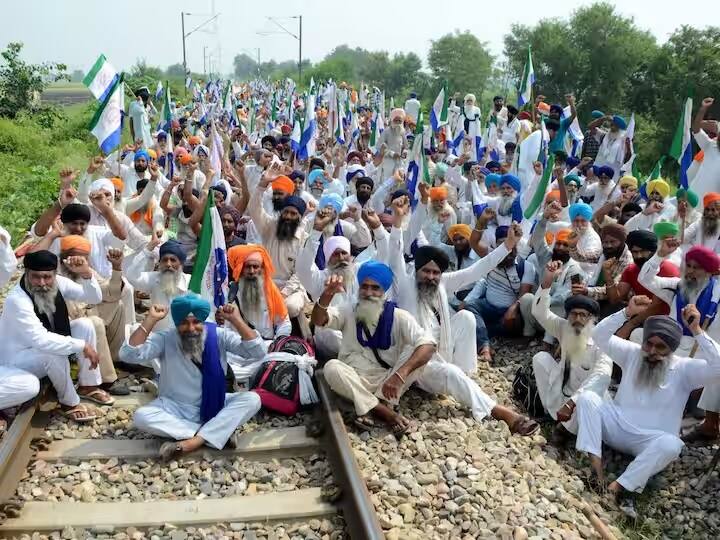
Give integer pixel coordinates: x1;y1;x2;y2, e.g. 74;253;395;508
593;165;615;178
485;173;501;187
156;130;167;140
435;162;448;178
566;156;580;168
390;188;410;202
612;115;627;130
495;225;510;241
486;160;501;171
318;193;344;214
499;174;521;193
564;174;583;187
134;149;150;162
159;239;187;263
357;260;394;292
170;294;211;326
550;104;564;116
281;195;307;215
479;167;491;176
307;168;325;186
569;202;593;221
210;184;227;200
591;110;605;119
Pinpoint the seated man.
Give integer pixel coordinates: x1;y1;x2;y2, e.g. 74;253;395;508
531;261;612;436
575;296;720;516
682;192;720;251
0;250;106;422
567;202;602;275
622;178;673;232
120;295;265;458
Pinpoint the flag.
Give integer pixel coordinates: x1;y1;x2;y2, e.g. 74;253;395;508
335;96;346;145
185;76;193;89
523;154;555;219
297;92;317;160
430;81;449;132
621;113;636;175
348;109;360;149
155;81;164;100
88;75;124;155
538;116;550;165
406;113;430;207
669;94;693;189
189;197;229;310
517;45;535;107
467;118;483;162
83;54;119;102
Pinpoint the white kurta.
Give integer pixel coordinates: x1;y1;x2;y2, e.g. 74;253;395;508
120;325;265;449
0;366;40;410
0;225;17;288
690;130;720;199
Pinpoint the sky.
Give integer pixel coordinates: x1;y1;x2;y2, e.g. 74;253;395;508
1;0;714;76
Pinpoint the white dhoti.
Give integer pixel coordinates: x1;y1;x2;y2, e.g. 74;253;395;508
0;366;40;409
448;310;477;374
133;392;262;449
532;352;579;433
120;279;136;327
323;359;390;415
416;359;496;422
313;327;342;359
5;318;101;407
575;391;684;493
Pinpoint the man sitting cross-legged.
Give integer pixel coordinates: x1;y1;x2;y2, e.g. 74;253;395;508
119;294;265;459
574;295;720;517
531;261;613;438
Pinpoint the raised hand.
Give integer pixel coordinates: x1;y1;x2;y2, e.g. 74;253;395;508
543;200;562;220
63;256;92;279
148;304;169;321
418;181;430;204
322;274;345;297
314;207;336;231
504;223;523;250
49;217;65;238
541;260;563;288
682;304;702;335
627;295;652;317
702;97;714;108
149;161;160;179
361;208;381;230
533;161;543;176
59;187;77;208
106;248;123;271
147;230;163;251
87;156;105;174
59;168;78;187
658;236;680;258
478;207;496;227
601;257;616;275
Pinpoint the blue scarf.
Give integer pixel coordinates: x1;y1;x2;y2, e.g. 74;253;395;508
356;301;396;350
199;322;226;423
675;277;718;336
315;222;344;270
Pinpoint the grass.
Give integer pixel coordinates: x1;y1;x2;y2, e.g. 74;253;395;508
0;102;98;244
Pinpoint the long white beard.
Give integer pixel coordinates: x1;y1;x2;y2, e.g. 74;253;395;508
679;275;709;301
28;278;58;320
635;355;669;391
356;296;384;331
464;104;476;117
323;220;337;237
180;328;207;362
560;321;595;365
238;275;264;324
159;269;181;297
429;202;451;220
498;194;515;216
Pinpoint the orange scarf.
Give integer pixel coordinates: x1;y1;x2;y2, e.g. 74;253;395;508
227;245;288;324
130;199;155;227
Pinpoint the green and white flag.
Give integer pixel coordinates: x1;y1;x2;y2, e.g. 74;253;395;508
189;197;228;310
83;54;119;102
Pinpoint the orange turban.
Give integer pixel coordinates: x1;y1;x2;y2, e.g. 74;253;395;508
111;177;124;192
188;135;201;145
545;190;561;203
555;229;571;243
429;186;448;201
179;153;194;166
227;245;288;324
147;149;157;159
271;176;295;195
448;224;472;240
60;235;91;254
704;192;720;208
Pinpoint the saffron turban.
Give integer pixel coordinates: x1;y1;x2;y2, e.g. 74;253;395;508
89;178;115;197
619;176;638;189
569;202;593;221
357;260;394;292
646;179;670;199
282;195;307;215
653;221;679;239
600;223;627;243
61;203;91;224
499;174;521;193
550;229;572;244
703;192;720;208
24;250;58;271
134;149;150;163
448;224;472;240
414;245;450;273
545;190;561;203
227;245;288;324
323;235;351;263
111;177;124;193
159;239;187;264
318;193;344;214
179;153;194;166
676;188;699;208
643;315;682;351
685;246;720;274
271;176;295;195
60;235;91;254
429;186;448;201
170;294;211;327
188;136;202;145
485;173;501;188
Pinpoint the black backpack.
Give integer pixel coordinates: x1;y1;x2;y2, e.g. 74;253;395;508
512;363;547;419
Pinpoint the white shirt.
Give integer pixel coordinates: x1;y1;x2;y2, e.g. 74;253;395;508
690;130;720;199
0;225;17;288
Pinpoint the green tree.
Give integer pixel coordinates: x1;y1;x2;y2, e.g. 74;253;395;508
0;42;67;119
428;31;493;98
166;63;186;78
233;53;257;79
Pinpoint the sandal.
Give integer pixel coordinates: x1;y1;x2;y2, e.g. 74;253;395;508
102;381;131;396
62;404;97;423
388;415;413;439
353;415;377;432
681;425;719;445
159;441;182;461
78;388;115;406
510;416;540;436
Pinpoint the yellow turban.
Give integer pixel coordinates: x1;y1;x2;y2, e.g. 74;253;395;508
646;178;670;199
60;235;91;254
147;149;157;159
619;175;638;189
448;224;472;240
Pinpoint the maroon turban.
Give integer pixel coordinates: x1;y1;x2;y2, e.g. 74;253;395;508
685;246;720;274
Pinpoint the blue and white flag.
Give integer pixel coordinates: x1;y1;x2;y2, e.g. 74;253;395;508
155;81;164;100
430;81;449;132
89;75;124;155
83;54;119;102
297;93;317;160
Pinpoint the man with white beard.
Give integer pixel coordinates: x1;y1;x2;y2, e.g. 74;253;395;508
567;202;602;274
423;186;457;246
384;209;536;434
582;166;615;212
376;108;407;181
588;115;628;181
473;174;524;230
297;209;389;357
639;239;720;444
575;296;720;517
682;192;720;251
531;261;612;437
121;295;264;459
458;94;481;137
126;239;190;332
314;263;436;436
0;250;105;422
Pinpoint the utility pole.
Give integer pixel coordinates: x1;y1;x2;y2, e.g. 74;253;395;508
203;46;208;76
258;16;302;83
181;12;187;77
298;15;303;83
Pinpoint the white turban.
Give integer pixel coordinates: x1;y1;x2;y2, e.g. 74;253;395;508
464;94;476;103
389;108;405;122
323;235;351;263
89;178;115;197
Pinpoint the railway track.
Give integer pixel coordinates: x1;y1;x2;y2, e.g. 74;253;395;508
0;373;384;539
